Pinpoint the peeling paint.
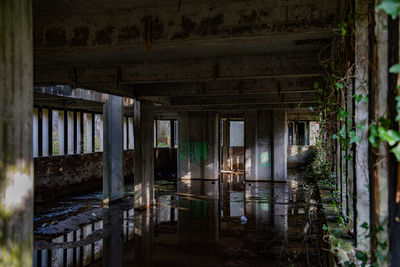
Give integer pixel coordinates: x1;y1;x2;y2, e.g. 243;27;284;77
95;25;114;45
196;14;224;36
45;27;67;47
71;27;89;47
172;16;196;40
118;25;140;42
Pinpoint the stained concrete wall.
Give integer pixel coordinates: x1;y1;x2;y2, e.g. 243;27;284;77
245;110;273;181
178;112;219;180
34;150;134;202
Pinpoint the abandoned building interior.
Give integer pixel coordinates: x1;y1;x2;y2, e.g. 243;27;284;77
2;0;400;266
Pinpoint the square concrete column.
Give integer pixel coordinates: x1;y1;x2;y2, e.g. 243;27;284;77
134;101;154;209
103;95;124;203
245;110;273;181
273;110;287;181
0;0;34;265
177;112;219;181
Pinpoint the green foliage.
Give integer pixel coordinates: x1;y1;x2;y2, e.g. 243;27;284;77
377;0;400;19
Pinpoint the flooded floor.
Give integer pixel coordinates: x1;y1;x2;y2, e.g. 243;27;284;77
34;170;322;267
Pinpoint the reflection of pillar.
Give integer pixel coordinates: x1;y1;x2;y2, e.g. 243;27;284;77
0;1;33;265
103;205;123;267
245;183;272;229
134;209;154;266
273;110;287;181
245;111;272;181
177;181;219;248
103;95;124;203
177;112;219;180
134;101;155;209
273;183;288;238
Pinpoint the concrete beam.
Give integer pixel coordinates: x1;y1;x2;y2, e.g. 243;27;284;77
132;78;318;98
33;0;337;63
103;95;125;203
0;0;34;266
170;92;318;106
34;51;323;92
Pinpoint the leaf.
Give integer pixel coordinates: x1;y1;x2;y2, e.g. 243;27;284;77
336;82;344;90
377;0;400;19
378;128;400;146
344;155;353;160
349;130;361;144
357;123;366;131
314;82;319;89
309;106;314;112
338;108;349;121
361;222;369;230
332;134;339;140
379;241;388;250
390;62;400;73
391;143;400;161
375;250;385;262
354;94;364;103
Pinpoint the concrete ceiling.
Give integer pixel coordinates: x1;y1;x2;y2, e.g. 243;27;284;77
33;0;341;111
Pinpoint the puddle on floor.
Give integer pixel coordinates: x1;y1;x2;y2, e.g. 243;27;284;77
34;173;322;267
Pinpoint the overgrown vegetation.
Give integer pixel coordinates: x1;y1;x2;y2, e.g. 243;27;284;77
305;0;400;265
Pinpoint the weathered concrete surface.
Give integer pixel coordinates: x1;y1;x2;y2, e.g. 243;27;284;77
245;110;272;181
34;151;135;202
354;0;370;251
33;0;338;62
177;112;219;180
273;110;287;181
103;95;125;203
134;101;155;209
0;0;33;266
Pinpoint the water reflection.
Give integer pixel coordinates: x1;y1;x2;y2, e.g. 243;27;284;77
34;176;319;266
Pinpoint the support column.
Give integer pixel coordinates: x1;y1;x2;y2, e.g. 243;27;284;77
373;2;389;262
245;110;272;181
0;0;33;266
355;0;370;251
177;112;219;181
134;101;155;209
67;111;74;155
273;110;287;181
58;110;65;155
103;95;124;203
42;109;49;156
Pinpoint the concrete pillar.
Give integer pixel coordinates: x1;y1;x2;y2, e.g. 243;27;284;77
373;1;389;262
33;108;39;157
103;95;124;203
99;114;104;152
355;0;370;251
273;110;287;181
84;113;93;153
0;0;33;266
42;109;49;156
67;111;74;155
123;117;127;150
76;112;82;154
58;110;65;155
134;101;155;209
245;110;272;181
128;117;134;149
177;112;219;181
